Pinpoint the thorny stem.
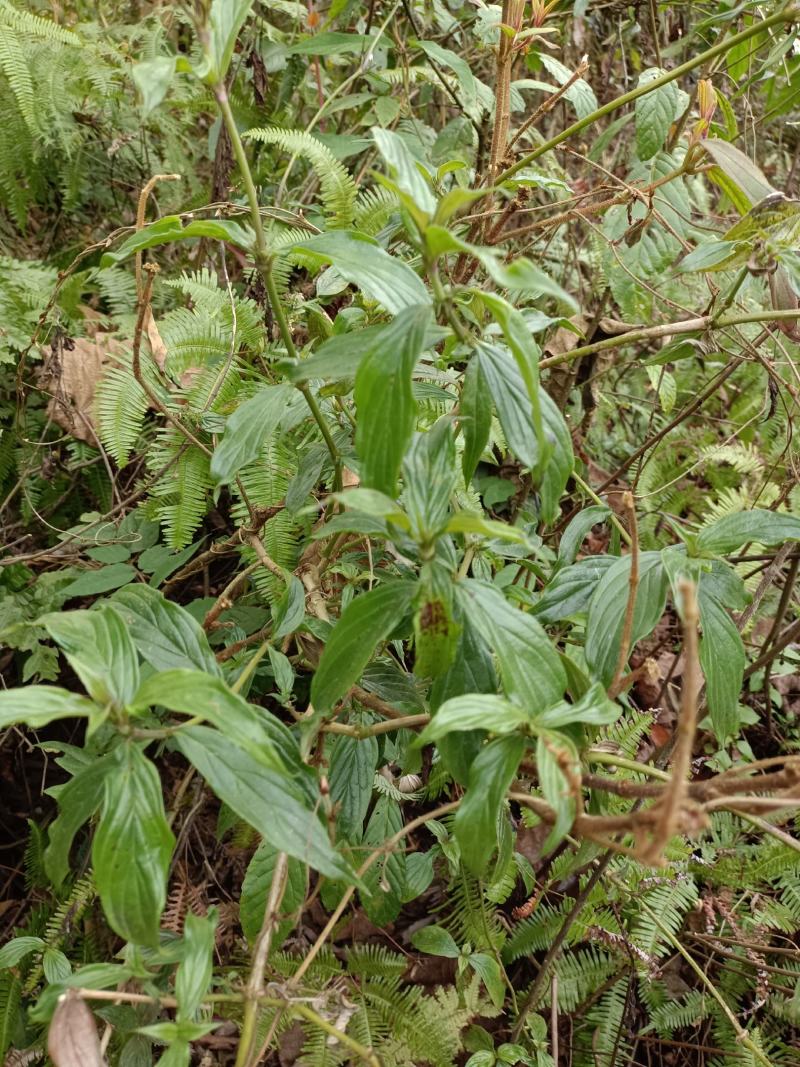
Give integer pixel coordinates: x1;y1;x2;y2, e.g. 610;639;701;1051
214;84;343;491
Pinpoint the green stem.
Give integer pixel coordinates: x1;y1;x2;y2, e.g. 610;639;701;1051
214;83;343;489
571;470;632;546
497;5;800;183
711;265;750;324
540;307;800;370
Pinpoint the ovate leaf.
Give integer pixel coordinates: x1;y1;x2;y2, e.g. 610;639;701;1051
240;841;306;945
361;796;405;924
418;695;528;742
329;733;379;841
132;56;176;116
293;232;431;314
459;580;566;710
93;745;175;946
411;925;460;958
372;127;436;215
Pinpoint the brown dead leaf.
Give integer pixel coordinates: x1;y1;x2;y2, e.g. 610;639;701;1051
144;308;168;372
47;991;105;1067
42;334;126;445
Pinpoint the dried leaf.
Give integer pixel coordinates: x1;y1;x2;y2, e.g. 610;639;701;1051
43;335;126;445
47;991;105;1067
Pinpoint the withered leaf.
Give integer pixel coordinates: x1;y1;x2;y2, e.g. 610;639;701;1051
47;990;106;1067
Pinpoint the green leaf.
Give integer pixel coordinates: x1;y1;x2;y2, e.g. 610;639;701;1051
411;925;460;958
40;607;139;709
584;552;668;685
210;385;293;486
100;217;252;267
419;695;528;743
533;557;616;623
468;953;506;1009
93;745;175;946
312;582;416;713
329;733;379;841
196;0;255;84
132;56;176;116
272;576;306;640
696;508;800;555
534;682;621;729
293;232;431;314
538;53;598;119
0;687;98;731
41;948;71;984
0;937;45;968
635;68;679;160
415;39;478;112
702;139;776;209
240;841;306;945
44;753;116;887
175;911;217;1021
460;357;492;483
430;616;497;786
134;669;297;773
110;586;220;676
446;512;528;544
332;488;409;526
476;343;572;521
286;31;376;55
481;293;545;472
678;240;747;273
698;586;745;743
558;505;611;565
459;581;566;710
174;726;353;881
62;563;137;597
354;305;431;495
455;734;525;875
361;796;404;924
403;419;457;542
536;730;577;852
372;127;436;215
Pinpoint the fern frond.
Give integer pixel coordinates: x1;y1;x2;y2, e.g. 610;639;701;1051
245;127;358;227
0;0;81;46
0;29;37;135
95;365;149;465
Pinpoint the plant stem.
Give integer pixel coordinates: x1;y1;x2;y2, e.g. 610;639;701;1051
497;5;800;183
608;493;639;699
214;83;343;490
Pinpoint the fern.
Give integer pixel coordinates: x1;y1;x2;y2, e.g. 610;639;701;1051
95;365;149;465
245;127;358;227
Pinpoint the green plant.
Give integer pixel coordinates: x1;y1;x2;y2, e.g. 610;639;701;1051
2;2;800;1065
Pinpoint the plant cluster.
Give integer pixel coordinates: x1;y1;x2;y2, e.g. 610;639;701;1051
1;2;800;1065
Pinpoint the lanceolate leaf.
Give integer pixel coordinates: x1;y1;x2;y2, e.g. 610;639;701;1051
100;217;253;266
418;695;528;742
110;586;220;676
40;608;139;710
585;552;668;685
0;687;98;731
134;669;300;774
454;734;525;875
698;586;745;743
697;508;800;555
459;580;566;710
175;726;353;881
354;305;431;495
292;231;431;314
312;581;416;712
44;753;116;887
361;796;405;924
372;127;436;215
635;68;679;160
459;356;491;483
210;385;293;486
92;744;175;946
558;505;612;565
